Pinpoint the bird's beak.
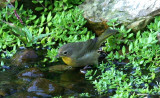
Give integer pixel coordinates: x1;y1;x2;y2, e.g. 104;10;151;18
56;54;60;58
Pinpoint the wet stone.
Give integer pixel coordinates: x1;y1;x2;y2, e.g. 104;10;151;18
17;68;44;82
79;0;160;32
0;89;7;97
60;70;84;82
49;65;74;72
7;92;40;98
59;70;85;90
27;78;64;97
0;81;17;97
11;49;38;66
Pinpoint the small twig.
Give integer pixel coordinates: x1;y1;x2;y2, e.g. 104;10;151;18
6;0;24;24
36;21;50;27
14;10;23;24
36;0;46;9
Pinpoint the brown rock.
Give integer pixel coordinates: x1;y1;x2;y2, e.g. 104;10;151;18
8;92;40;98
0;81;17;97
11;49;38;66
27;78;63;97
79;0;160;32
0;89;6;97
17;68;44;82
85;18;109;36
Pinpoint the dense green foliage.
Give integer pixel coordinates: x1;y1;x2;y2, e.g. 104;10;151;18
32;0;84;13
0;0;159;97
86;17;160;97
0;0;93;63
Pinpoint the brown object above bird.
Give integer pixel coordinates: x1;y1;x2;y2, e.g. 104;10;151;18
57;28;118;67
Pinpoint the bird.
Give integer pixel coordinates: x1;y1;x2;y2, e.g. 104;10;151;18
57;28;118;67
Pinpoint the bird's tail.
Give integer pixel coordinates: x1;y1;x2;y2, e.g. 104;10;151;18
96;28;118;48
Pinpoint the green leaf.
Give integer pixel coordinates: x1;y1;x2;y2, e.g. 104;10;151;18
136;31;141;38
0;13;1;19
41;14;46;25
17;39;21;46
6;22;25;36
1;61;4;66
45;27;49;33
115;51;119;59
129;42;133;51
45;0;49;6
151;73;155;80
44;8;48;12
48;22;52;26
39;27;44;34
127;33;133;38
35;7;43;11
47;11;52;22
32;0;38;4
147;34;153;43
15;0;18;9
39;0;43;3
23;27;32;42
5;13;8;21
26;42;32;47
139;59;144;64
48;5;53;10
127;29;131;33
30;15;37;20
122;46;126;55
19;5;24;10
63;0;68;2
34;18;40;25
34;33;53;42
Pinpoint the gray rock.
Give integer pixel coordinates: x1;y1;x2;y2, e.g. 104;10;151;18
79;0;160;31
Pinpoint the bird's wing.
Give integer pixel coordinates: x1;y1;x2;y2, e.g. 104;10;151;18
74;38;98;59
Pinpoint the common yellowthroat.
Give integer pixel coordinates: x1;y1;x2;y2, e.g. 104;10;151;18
57;28;118;67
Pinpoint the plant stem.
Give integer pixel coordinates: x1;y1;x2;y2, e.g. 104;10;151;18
7;0;24;24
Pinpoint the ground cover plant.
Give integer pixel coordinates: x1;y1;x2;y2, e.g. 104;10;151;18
85;17;160;97
0;0;92;64
0;0;159;97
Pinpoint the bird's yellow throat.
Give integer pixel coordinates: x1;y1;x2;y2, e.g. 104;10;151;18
62;56;75;66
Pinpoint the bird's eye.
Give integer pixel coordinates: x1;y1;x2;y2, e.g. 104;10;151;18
63;51;68;55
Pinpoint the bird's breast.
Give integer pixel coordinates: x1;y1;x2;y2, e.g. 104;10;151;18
62;56;76;66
